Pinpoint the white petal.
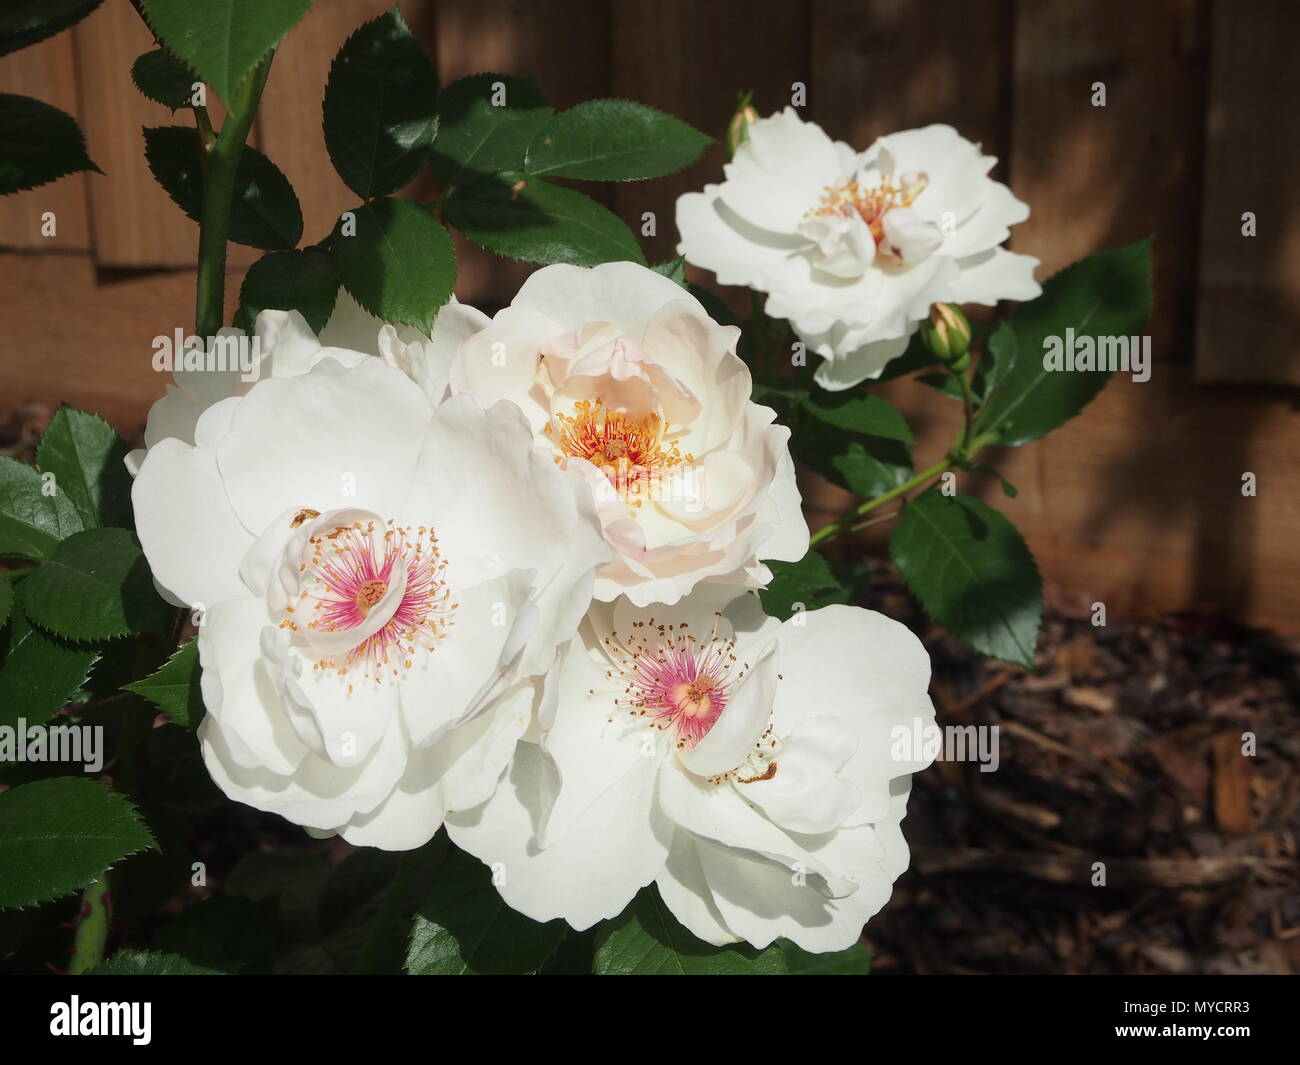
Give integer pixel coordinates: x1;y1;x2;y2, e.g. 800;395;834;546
132;438;254;607
512;260;692;338
812;332;912;390
197;597;308;776
403;395;604;643
446;740;670;929
656;760;854;897
339;677;539;850
534;622;650;847
764;605;935;826
675;186;806;291
718;107;847;233
948;247;1042;306
737;715;862;833
217;358;431;533
397;571;535;746
655;833;738;946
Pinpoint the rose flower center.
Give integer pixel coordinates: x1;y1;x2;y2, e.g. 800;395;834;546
807;170;928;245
548;398;693;507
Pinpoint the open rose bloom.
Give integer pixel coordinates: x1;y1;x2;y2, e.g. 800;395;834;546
676;109;1041;388
446;262;809;606
448;593;936;951
132;357;606;849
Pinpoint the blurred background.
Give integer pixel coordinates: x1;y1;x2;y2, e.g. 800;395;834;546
1;0;1296;973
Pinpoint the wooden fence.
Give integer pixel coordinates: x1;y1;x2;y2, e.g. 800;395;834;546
0;0;1297;633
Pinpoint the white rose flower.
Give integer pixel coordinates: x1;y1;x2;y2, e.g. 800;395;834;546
446;592;935;952
126;292;487;473
131;357;608;849
676;108;1041;389
444;260;808;607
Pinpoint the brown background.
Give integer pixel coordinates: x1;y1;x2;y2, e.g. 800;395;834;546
0;0;1296;632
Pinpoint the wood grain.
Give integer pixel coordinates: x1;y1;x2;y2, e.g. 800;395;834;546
1195;0;1300;385
0;251;241;432
610;0;810;268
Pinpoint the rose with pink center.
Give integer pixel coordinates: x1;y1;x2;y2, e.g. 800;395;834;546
132;357;609;850
447;591;938;954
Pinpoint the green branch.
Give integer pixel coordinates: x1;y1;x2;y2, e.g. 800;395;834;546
194;56;273;339
68;877;110;974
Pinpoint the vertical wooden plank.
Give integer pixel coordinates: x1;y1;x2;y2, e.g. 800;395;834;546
0;30;92;250
73;0;255;268
256;0;420;251
436;0;611;309
1010;0;1207;363
810;0;1011;154
807;1;1027;544
1195;0;1300;385
1006;0;1265;623
0;253;241;431
611;0;810;267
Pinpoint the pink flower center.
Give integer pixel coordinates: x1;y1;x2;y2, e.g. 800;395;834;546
284;518;455;686
603;616;748;752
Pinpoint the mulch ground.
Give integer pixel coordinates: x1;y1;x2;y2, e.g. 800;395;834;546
864;573;1300;975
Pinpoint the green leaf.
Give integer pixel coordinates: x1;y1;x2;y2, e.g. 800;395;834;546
0;92;100;195
795;416;912;501
525;98;711;181
144;125;302;250
593;887;787;974
0;603;98;731
0;578;10;629
406;846;564;974
445;173;645;268
759;553;853;620
0;0;102;59
124;639;202;728
35;406;131;530
890;491;1042;668
237;247;340;334
975;238;1153;447
328;197;455;333
21;528;166;641
779;939;872;974
140;0;311;104
799;392;913;445
0;455;82;560
651;255;688;288
131;48;197;111
322;8;439;199
89;950;225;975
431;73;551;187
0;777;155;911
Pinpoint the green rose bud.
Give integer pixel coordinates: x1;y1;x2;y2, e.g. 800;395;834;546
726;96;759;159
921;302;972;364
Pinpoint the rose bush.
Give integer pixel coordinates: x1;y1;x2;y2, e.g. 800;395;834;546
0;0;1150;978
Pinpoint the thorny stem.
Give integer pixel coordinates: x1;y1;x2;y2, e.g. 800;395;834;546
68;877;110;974
194;56;273;339
809;456;954;548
